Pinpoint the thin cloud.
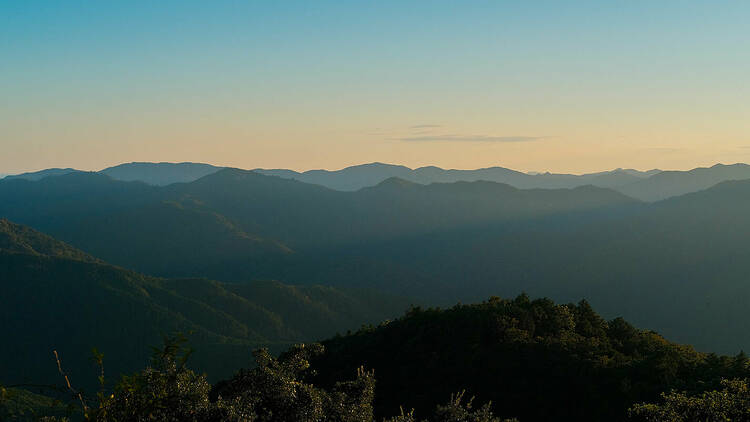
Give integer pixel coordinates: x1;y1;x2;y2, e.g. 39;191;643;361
398;134;544;143
410;124;443;129
638;147;685;154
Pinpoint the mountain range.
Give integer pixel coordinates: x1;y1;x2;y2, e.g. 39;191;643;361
7;161;750;201
256;162;750;201
2;162;224;186
4;162;750;370
255;162;661;192
0;169;635;280
100;162;224;186
3;168;80;182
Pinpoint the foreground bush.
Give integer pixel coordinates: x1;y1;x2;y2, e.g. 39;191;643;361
19;335;505;422
629;378;750;422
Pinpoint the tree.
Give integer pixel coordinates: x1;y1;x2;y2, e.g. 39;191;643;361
213;343;375;422
629;378;750;421
384;391;515;422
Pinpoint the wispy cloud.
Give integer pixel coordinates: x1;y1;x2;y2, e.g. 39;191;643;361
638;147;685;155
398;134;544;143
410;124;443;129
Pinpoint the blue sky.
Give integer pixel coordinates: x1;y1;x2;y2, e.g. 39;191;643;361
2;1;749;173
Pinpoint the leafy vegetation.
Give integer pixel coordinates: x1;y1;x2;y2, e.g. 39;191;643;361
629;378;750;421
0;386;71;421
4;297;750;421
311;296;750;421
0;219;98;262
3;336;508;421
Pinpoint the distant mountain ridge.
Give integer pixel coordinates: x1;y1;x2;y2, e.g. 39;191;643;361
2;162;224;187
6;163;750;369
0;168;638;289
0;172;293;280
3;168;81;181
6;161;750;201
0;162;660;190
617;163;750;201
256;162;750;201
255;162;662;192
100;162;224;186
163;168;638;248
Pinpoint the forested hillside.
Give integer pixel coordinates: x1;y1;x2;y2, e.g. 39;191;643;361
0;220;408;391
312;296;750;420
5;167;750;356
3;295;748;421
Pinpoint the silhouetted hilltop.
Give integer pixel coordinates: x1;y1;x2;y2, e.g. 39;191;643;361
255;162;414;191
255;162;659;191
0;171;292;280
11;162;750;202
311;295;750;421
3;168;80;181
100;161;223;186
618;163;750;201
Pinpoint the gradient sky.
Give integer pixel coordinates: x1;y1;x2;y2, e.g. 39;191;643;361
2;1;749;174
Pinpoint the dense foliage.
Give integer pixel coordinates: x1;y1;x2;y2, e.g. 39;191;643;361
2;337;508;422
629;379;750;422
311;296;750;421
0;386;70;421
5;296;750;421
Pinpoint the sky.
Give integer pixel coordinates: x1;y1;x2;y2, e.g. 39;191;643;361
2;0;749;174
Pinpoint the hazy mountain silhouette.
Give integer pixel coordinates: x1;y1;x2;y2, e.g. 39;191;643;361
0;168;637;283
176;168;637;244
3;168;81;181
100;161;224;186
6;165;750;355
617;163;750;201
274;177;750;354
255;162;659;191
256;162;414;191
257;161;750;201
0;172;292;280
12;161;750;202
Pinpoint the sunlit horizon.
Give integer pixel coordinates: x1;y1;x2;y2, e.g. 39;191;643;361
7;158;750;179
3;1;749;175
